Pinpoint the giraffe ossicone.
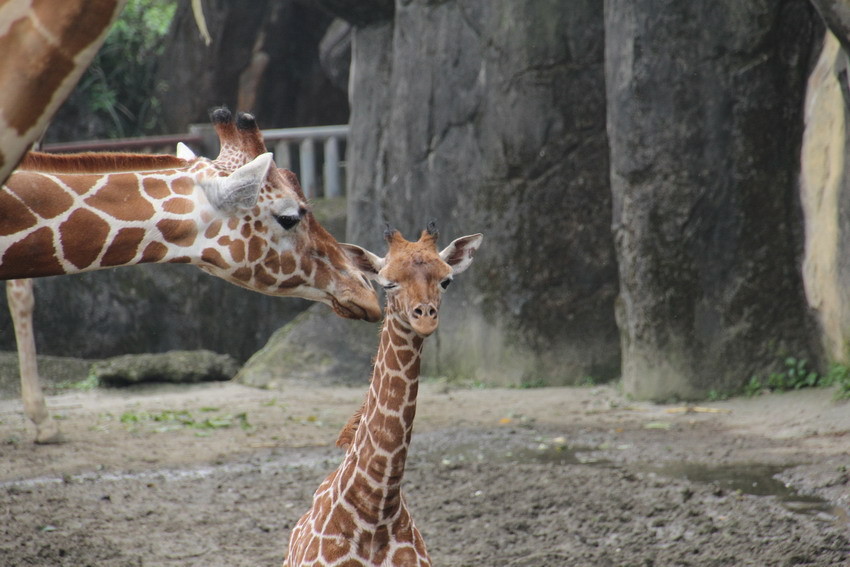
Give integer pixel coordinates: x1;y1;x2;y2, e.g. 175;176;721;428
284;225;483;567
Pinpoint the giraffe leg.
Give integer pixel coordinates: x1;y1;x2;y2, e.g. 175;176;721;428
7;280;62;444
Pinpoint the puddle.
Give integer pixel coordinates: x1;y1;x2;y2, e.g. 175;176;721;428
425;432;847;531
641;462;848;528
429;440;611;468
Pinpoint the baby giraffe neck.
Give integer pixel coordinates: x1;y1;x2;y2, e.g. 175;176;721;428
343;309;425;523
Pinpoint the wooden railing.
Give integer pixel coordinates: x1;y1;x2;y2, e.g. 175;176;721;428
42;124;350;200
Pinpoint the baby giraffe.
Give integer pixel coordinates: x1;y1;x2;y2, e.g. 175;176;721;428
284;223;483;567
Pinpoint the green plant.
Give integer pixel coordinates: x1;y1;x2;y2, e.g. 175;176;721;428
745;357;850;399
56;374;99;391
743;375;764;397
824;363;850;400
56;0;177;139
118;409;252;435
706;389;729;402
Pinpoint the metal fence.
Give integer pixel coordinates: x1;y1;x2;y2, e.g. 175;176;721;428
41;124;350;200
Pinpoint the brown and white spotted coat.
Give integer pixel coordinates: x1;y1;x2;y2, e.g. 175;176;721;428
284;225;483;567
1;109;380;442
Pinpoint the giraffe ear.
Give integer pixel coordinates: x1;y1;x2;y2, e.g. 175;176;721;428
339;243;385;278
176;142;197;160
439;233;483;275
202;152;273;212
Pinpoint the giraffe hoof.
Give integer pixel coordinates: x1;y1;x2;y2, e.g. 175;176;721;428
34;420;63;444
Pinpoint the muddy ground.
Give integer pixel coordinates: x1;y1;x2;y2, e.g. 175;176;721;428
0;379;848;566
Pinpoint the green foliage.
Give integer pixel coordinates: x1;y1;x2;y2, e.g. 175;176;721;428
823;363;850;400
56;373;100;391
118;409;252;435
746;357;850;400
67;0;177;138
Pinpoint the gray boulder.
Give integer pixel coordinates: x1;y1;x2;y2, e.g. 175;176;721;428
234;304;377;389
91;350;240;387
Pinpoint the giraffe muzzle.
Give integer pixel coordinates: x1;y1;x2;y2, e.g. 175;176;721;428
331;291;382;322
410;303;439;336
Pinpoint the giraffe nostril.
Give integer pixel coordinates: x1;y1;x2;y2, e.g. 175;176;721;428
412;305;437;320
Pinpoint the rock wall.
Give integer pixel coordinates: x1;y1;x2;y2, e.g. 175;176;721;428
606;0;824;399
801;31;850;363
341;0;620;385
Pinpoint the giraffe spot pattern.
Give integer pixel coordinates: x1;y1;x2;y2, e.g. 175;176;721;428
60;209;110;269
204;219;222;239
0;17;74;134
248;234;264;262
171;177;194;195
280;252;296;274
0;190;37;236
156;219;197;246
142;177;170;199
162;197;194;215
0;227;62;278
201;248;229;270
33;0;119;55
253;264;277;287
232;267;252;281
101;227;146;266
141;241;168;263
5;173;73;219
86;174;156;221
230;239;245;263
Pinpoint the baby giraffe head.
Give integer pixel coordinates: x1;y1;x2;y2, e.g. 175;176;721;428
343;222;483;336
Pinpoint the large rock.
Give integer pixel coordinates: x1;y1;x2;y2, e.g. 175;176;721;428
338;0;619;386
606;0;824;399
234;304;377;389
91;350;240;387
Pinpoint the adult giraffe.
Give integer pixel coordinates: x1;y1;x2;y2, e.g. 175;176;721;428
284;224;482;567
2;108;381;442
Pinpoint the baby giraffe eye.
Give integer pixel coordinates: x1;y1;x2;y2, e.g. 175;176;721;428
440;278;452;290
383;281;399;291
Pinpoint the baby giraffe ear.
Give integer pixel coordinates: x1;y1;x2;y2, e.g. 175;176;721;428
339;243;385;278
439;233;483;275
202;152;273;212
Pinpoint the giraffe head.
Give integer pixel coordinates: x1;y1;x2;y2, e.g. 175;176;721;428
186;108;382;322
342;222;483;336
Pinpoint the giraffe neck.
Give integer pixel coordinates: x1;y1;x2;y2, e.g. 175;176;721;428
0;164;213;279
341;308;425;524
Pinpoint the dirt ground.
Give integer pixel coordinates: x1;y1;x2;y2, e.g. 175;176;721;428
0;379;848;566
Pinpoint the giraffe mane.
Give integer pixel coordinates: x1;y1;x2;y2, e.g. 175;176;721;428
18;151;189;173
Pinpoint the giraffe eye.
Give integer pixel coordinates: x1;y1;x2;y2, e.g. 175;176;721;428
440;278;452;290
274;214;301;230
383;281;399;291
